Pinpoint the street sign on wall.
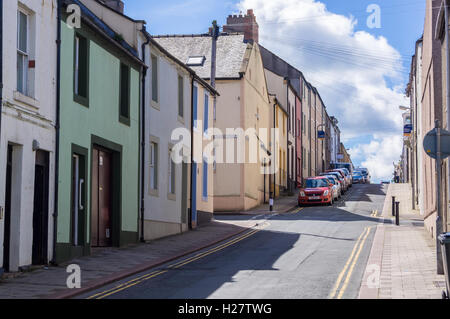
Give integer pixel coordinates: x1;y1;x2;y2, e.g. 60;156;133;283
423;128;450;159
318;130;325;140
404;124;413;137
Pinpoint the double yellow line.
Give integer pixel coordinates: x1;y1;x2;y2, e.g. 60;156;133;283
329;226;374;299
87;227;264;299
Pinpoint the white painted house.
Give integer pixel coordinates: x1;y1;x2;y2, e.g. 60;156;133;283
0;0;57;272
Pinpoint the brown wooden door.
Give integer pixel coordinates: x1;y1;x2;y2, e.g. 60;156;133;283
91;148;112;247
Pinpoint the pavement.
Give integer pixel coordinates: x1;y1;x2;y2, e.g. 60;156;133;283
359;183;447;299
76;184;386;299
0;194;299;299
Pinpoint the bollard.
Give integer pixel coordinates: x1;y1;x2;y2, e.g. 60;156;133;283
395;201;400;226
392;196;396;217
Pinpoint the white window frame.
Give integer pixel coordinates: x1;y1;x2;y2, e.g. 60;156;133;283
149;140;159;197
17;9;29;96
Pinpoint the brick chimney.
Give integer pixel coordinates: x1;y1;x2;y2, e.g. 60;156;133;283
223;9;259;43
101;0;125;14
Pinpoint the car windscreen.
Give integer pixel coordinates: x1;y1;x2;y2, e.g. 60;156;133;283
328;173;342;180
306;179;329;188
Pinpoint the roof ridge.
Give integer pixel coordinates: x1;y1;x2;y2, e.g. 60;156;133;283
152;32;244;39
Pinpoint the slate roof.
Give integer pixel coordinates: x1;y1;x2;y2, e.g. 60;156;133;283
153;33;249;79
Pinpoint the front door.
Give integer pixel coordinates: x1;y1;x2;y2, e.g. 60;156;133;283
3;145;13;271
32;150;49;265
91;148;112;247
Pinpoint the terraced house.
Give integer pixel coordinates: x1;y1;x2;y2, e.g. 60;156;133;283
154;32;272;212
0;0;57;272
55;0;144;262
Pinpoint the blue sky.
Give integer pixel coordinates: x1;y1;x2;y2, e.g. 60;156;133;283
124;0;426;181
125;0;425;60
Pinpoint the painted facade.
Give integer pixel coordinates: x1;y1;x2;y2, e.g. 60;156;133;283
55;2;143;263
0;0;57;272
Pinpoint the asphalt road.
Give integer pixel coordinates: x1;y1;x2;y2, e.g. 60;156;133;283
78;183;387;299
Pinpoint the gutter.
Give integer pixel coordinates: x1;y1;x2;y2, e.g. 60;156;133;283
51;0;62;265
140;26;151;243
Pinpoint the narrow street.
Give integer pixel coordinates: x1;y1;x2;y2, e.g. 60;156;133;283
78;184;386;299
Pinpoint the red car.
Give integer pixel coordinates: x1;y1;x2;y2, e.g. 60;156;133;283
298;177;334;206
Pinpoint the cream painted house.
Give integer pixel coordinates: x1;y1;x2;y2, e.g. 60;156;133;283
154;33;272;212
269;96;288;197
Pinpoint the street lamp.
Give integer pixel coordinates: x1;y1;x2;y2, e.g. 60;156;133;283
399;105;411;111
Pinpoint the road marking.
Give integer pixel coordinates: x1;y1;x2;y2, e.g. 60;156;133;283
328;227;368;299
370;210;379;218
88;227;265;299
336;227;373;299
87;205;306;299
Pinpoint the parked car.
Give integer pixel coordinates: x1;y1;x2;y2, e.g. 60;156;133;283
299;177;334;206
330;162;354;175
323;175;342;200
329;169;350;190
320;173;342;198
340;168;353;186
358;168;371;184
352;172;365;184
324;171;347;193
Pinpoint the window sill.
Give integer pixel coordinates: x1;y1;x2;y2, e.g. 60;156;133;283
74;94;89;108
149;189;159;197
167;193;176;201
13;91;39;109
151;100;160;111
119;115;131;127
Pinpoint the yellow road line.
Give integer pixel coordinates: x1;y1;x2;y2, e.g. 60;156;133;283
336;227;373;299
89;227;265;299
328;227;368;299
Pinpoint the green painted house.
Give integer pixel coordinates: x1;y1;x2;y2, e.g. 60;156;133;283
55;1;144;263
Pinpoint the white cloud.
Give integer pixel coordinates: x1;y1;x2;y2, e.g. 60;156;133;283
349;134;403;182
237;0;408;181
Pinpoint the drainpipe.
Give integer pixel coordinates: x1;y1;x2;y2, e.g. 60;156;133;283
286;79;290;192
51;0;62;265
189;75;195;229
445;1;450;228
140;26;151;243
273;100;276;201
